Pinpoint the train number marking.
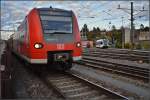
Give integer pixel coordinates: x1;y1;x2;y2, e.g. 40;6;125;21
57;44;64;49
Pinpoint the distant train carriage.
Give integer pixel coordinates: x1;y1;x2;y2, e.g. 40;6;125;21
10;7;82;70
95;39;109;48
81;40;93;48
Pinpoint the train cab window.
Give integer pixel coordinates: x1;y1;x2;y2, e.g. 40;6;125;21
38;9;74;43
40;15;72;34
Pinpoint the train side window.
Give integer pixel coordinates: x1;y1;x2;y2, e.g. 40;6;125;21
25;19;27;35
25;18;29;44
19;19;26;42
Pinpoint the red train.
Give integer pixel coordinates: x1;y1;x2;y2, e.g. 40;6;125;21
9;7;82;70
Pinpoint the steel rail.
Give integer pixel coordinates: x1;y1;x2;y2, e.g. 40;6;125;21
44;71;128;100
66;71;129;100
77;58;149;82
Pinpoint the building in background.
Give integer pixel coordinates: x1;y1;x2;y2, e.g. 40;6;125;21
138;31;150;50
139;31;150;41
123;28;131;44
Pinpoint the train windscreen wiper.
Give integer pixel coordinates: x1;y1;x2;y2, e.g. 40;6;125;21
52;32;72;34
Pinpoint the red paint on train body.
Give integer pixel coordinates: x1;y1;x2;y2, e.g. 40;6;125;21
11;7;82;70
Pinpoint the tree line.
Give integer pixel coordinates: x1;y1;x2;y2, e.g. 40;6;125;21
80;23;149;48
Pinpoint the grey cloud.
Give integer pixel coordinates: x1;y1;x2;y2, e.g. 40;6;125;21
1;1;149;31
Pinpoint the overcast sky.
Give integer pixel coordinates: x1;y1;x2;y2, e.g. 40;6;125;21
1;0;149;39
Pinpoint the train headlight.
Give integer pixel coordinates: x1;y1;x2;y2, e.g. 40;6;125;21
76;42;81;47
34;43;43;49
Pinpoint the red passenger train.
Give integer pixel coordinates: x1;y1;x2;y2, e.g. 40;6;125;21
10;7;82;70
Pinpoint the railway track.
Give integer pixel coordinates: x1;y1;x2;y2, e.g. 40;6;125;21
85;48;150;57
87;48;150;54
43;71;128;100
76;56;149;82
83;52;149;63
83;49;149;63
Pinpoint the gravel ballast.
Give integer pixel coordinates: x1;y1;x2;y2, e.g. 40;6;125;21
12;55;63;100
71;64;150;100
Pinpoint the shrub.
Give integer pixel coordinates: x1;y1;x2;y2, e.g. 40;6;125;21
124;43;132;49
142;41;150;50
135;43;142;49
115;42;122;48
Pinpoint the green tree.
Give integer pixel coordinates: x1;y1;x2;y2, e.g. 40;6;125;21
81;24;89;33
144;26;149;31
111;25;122;48
97;27;101;32
140;24;144;31
111;25;116;45
112;25;116;31
114;31;122;48
93;27;97;33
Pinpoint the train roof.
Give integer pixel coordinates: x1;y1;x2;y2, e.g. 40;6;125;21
96;39;109;42
18;7;72;30
37;7;72;12
37;7;72;17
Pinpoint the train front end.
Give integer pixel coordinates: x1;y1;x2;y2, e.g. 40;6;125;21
29;8;82;70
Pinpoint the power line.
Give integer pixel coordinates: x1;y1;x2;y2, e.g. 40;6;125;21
117;2;148;46
0;30;15;32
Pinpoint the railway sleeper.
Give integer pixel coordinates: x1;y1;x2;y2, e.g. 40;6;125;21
54;80;78;86
63;87;95;96
82;59;149;76
82;61;149;82
62;86;89;93
67;90;100;99
58;83;83;89
83;56;149;72
49;77;74;82
82;59;149;77
83;52;149;63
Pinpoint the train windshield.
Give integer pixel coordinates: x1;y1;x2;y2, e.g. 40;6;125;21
39;9;74;43
103;39;108;45
40;16;72;34
96;39;109;45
